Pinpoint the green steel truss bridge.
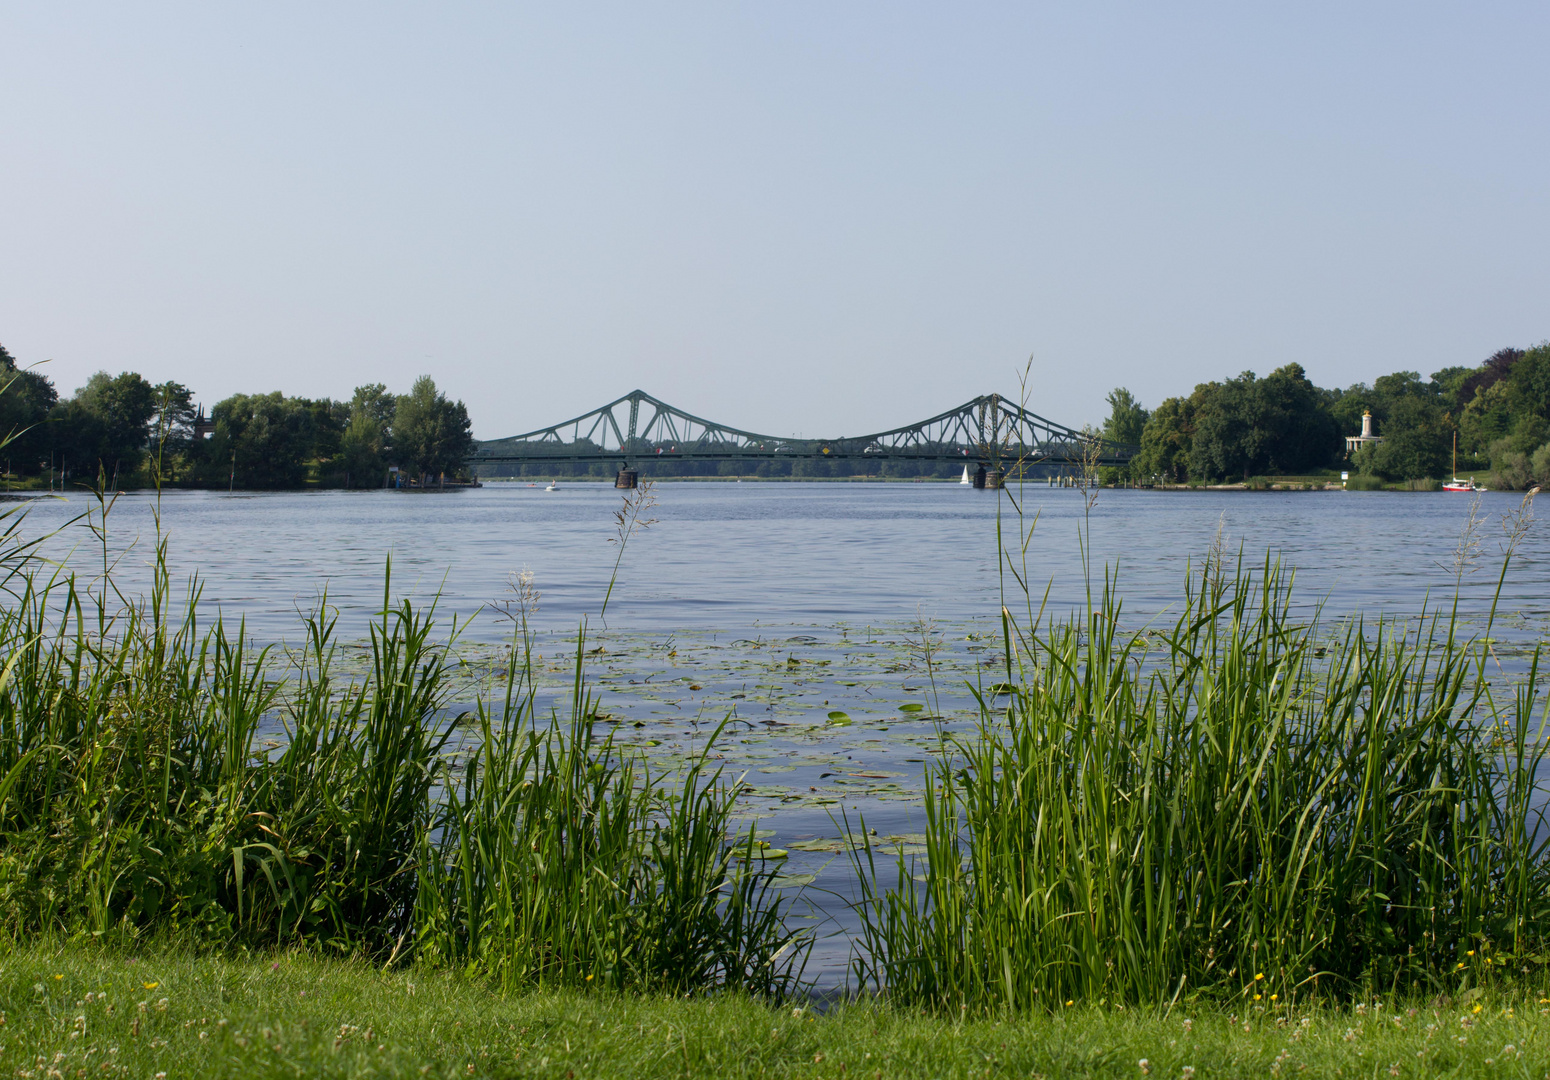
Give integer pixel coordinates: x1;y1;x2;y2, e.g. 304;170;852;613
472;390;1136;471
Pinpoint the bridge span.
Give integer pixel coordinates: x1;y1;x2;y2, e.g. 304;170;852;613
471;389;1135;483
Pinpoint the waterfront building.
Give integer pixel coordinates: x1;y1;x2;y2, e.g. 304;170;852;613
1344;411;1383;455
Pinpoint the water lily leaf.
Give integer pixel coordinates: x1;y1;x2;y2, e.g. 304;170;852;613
730;847;788;860
772;873;817;888
899;703;925;713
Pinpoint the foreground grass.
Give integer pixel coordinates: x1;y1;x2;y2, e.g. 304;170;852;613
3;948;1549;1079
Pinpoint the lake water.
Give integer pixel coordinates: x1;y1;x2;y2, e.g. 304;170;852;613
19;481;1547;641
13;481;1549;985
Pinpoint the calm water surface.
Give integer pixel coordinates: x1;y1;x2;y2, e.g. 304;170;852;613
16;482;1548;985
19;481;1548;640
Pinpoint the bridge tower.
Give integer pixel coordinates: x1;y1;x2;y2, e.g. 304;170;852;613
616;393;643;487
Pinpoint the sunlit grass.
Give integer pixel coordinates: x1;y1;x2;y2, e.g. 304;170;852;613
6;945;1550;1078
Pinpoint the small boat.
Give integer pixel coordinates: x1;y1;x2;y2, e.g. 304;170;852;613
545;481;559;492
1444;434;1487;492
959;465;972;486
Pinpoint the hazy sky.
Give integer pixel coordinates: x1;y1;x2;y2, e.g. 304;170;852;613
2;3;1546;439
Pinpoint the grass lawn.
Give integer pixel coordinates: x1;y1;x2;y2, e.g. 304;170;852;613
1;947;1546;1079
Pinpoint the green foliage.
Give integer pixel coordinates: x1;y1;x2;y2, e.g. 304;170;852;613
146;381;199;480
0;500;799;992
1132;396;1194;482
205;392;320;489
1183;364;1339;481
0;549;450;949
1454;344;1550;489
49;370;157;483
1102;387;1148;447
1336;371;1453;481
853;556;1550;1009
337;384;397;487
0;369;58;474
394;375;473;481
1134;346;1550;486
417;668;804;995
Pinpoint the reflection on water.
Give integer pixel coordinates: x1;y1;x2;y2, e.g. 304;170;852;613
13;482;1549;984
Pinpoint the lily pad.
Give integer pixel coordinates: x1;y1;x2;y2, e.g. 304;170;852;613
771;872;818;888
731;847;788;860
899;703;925;713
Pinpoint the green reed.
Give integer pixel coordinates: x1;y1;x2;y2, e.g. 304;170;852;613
414;622;806;996
0;492;802;996
851;546;1550;1009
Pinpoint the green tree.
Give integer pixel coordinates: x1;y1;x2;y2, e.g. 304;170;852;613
308;399;351;464
1134;396;1195;482
337;385;397;488
1365;395;1450;480
1349;372;1451;481
1102;388;1149;447
207;392;318;489
1187;365;1338;481
0;345;59;475
147;381;199;480
392;376;473;482
50;371;157;485
350;383;397;431
1187;375;1252;480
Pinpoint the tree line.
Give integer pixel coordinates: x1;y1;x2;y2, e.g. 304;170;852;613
1102;343;1550;489
0;343;473;489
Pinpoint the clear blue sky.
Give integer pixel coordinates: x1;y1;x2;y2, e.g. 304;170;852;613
1;3;1545;438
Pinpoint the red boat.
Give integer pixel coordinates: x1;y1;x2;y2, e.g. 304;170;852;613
1443;434;1487;492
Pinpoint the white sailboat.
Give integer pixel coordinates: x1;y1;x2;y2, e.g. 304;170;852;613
959;465;972;485
1443;432;1487;492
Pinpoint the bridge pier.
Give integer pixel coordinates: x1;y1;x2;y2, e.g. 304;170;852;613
971;465;1005;489
615;469;639;489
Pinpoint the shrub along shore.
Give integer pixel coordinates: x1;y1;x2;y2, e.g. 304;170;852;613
0;490;1545;1073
